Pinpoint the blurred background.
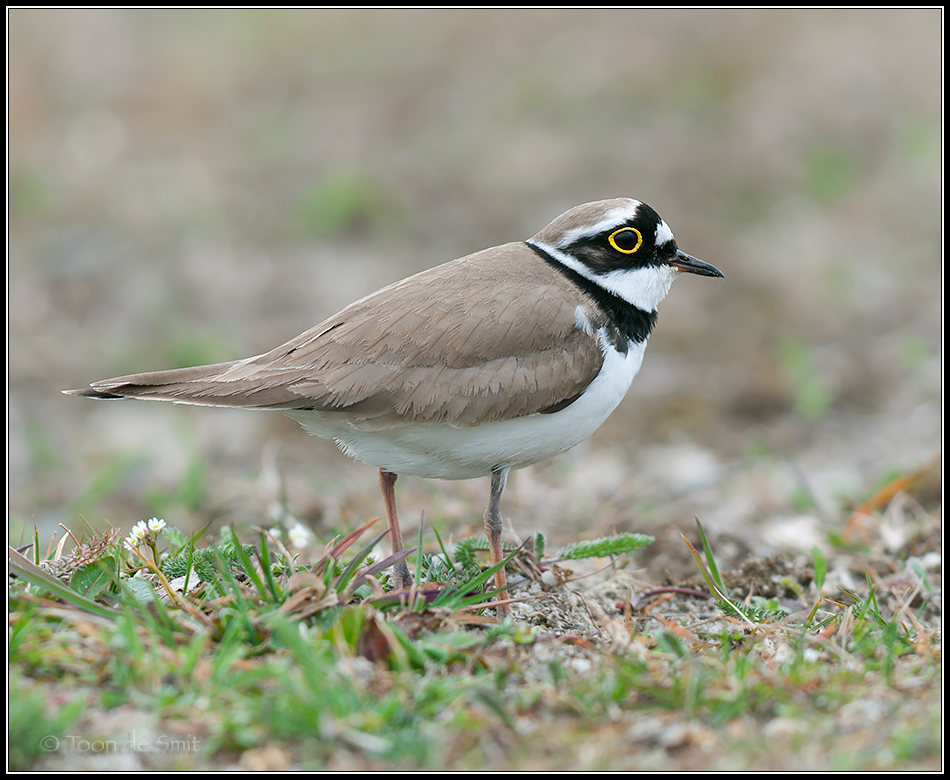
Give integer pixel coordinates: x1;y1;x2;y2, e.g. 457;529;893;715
9;9;941;578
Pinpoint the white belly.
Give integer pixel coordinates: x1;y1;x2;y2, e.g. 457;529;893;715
286;339;646;480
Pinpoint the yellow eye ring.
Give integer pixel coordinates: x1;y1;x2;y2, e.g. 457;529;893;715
608;227;643;254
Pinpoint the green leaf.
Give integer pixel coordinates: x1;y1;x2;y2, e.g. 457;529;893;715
68;558;117;599
812;546;828;591
555;533;653;561
8;547;119;620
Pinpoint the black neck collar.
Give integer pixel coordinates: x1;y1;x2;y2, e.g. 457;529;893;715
526;241;658;348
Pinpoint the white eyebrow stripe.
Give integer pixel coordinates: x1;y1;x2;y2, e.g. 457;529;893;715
556;202;643;248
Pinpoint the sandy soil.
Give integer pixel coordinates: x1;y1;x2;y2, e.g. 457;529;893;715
9;9;941;584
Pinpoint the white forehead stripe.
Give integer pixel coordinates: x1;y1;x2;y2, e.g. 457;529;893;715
556;201;644;249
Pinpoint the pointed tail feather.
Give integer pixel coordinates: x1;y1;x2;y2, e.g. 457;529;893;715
62;360;264;407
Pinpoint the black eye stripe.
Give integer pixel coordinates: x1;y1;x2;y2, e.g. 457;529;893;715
559;225;659;274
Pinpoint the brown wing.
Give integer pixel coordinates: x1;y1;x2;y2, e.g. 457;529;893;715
65;243;605;426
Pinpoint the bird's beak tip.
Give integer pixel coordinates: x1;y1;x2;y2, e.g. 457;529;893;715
669;251;723;278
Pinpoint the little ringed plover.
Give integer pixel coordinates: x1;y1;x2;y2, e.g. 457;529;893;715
65;197;723;614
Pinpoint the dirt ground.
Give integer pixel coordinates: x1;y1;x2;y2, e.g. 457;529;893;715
9;9;941;593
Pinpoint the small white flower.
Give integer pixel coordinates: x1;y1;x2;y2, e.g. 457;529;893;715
287;521;314;550
147;517;166;534
125;518;166;554
125;523;147;551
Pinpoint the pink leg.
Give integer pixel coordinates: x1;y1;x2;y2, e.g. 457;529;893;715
378;468;413;589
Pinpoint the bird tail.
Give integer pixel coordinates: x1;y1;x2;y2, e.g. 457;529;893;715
63;359;257;407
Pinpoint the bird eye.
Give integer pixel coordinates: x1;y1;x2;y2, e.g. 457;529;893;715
608;227;643;254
